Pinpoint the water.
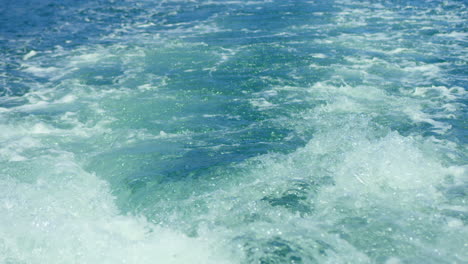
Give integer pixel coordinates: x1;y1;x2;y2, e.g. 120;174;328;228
0;0;467;263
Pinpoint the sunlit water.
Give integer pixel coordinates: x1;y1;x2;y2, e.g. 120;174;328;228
0;0;467;263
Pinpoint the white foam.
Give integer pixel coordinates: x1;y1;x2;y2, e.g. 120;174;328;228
332;132;446;198
254;89;278;97
136;22;156;28
447;218;463;228
23;66;60;78
404;64;441;79
402;105;451;133
2;1;466;262
56;94;77;104
69;52;111;66
437;31;468;41
0;151;234;264
385;257;402;264
310;53;328;59
185;112;466;262
387;48;409;54
250;98;276;110
0;135;40;162
23;50;38;61
412;85;465;101
137;84;155;91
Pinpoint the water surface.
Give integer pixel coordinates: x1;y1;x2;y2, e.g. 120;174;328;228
0;0;467;263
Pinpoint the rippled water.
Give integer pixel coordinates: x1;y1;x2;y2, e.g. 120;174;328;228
1;0;467;263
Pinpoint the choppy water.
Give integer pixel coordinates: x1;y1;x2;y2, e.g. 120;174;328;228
1;0;467;263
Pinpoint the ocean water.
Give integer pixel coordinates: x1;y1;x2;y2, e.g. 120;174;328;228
0;0;467;263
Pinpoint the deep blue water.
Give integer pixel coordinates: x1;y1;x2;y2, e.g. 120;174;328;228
0;0;467;263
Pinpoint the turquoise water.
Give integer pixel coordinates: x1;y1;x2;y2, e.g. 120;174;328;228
1;0;467;263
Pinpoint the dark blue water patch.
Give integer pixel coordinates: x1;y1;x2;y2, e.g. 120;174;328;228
85;75;313;213
0;77;31;97
446;67;468;87
0;0;129;96
0;96;30;109
86;123;306;210
192;1;334;44
261;180;318;215
160;2;229;26
258;1;332;28
0;0;197;77
206;44;318;87
0;0;94;50
89;112;306;171
250;238;310;264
